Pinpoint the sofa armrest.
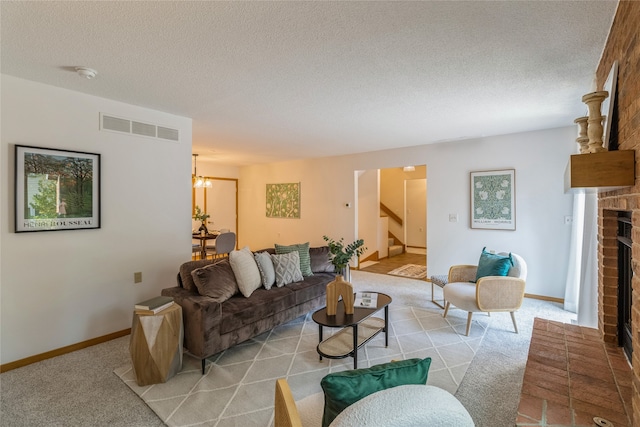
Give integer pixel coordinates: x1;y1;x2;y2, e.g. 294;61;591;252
448;265;477;283
161;286;222;358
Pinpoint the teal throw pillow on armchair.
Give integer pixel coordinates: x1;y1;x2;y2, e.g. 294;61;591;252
474;247;513;282
320;357;431;427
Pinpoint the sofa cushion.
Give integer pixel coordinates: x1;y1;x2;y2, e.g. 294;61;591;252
220;286;295;334
229;247;262;298
285;273;333;305
309;246;335;274
275;242;313;276
191;259;239;302
321;358;432;427
179;259;215;292
254;251;276;290
271;252;304;287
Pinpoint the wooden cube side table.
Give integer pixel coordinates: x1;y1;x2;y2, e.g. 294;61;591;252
129;303;183;386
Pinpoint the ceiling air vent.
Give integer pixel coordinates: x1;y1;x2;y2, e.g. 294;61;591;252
100;113;180;143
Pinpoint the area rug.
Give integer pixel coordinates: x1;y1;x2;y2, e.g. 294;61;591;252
114;271;487;426
387;263;427;279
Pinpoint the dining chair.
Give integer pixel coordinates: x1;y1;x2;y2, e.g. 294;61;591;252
192;244;202;260
206;232;236;259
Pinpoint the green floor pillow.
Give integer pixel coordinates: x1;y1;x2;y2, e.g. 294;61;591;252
320;357;431;427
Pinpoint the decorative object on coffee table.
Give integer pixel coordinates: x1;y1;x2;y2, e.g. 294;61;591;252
326;275;355;316
130;303;183;386
323;235;366;315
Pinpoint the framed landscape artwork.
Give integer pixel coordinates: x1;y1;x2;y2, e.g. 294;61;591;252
470;169;515;230
15;145;101;232
266;182;300;219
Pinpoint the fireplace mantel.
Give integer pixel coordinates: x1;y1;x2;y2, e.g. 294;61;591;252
565;150;635;192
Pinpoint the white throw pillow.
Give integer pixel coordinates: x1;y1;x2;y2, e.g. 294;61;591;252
270;252;304;287
229;246;262;297
254;251;276;289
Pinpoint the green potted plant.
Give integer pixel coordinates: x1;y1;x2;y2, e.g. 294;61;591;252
323;235;367;281
193;205;211;235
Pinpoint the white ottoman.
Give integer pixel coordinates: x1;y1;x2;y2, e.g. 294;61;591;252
329;384;474;427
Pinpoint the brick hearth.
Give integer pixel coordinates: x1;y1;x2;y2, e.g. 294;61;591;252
516;318;631;427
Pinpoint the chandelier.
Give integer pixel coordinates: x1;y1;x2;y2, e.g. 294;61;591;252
193;154;212;189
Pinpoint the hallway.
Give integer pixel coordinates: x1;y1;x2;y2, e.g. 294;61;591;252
359;251;427;277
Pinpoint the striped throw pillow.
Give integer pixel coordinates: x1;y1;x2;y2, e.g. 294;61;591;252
275;242;313;276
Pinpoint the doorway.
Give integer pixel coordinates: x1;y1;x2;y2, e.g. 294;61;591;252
357;166;427;275
405;178;427;251
192;177;238;235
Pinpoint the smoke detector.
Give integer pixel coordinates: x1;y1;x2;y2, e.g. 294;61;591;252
75;67;97;79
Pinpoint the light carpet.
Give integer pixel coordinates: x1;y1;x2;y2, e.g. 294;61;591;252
387;263;427;279
455;297;576;426
115;270;488;427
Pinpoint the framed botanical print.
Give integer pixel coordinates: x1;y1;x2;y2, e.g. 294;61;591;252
470;169;515;230
15;145;101;232
266;182;300;218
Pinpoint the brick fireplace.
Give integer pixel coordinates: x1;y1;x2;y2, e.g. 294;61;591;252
595;2;640;425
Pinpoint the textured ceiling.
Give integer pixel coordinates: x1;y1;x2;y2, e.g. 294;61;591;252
1;1;617;165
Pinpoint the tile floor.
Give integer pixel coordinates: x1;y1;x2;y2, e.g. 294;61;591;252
516;318;632;427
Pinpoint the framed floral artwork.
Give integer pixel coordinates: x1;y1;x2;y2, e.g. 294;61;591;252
470;169;515;230
15;145;101;232
266;182;300;218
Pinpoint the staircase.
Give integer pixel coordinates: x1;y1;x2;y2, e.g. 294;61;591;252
380;203;405;258
388;237;404;258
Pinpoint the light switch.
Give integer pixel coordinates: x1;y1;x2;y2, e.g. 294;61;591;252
449;213;458;223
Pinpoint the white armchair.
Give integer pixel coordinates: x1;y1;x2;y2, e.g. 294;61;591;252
442;252;527;336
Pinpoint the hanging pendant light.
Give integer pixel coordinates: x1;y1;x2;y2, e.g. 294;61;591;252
193;154;212;188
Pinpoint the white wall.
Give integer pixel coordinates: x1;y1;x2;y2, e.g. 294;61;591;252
357;169;379;262
196;162;240;180
239;126;576;299
1;75;192;364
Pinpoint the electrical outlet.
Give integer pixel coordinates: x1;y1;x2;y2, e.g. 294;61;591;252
134;272;142;283
449;213;458;223
564;216;573;225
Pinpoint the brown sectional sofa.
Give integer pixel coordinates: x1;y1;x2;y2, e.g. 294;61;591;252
162;246;336;373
